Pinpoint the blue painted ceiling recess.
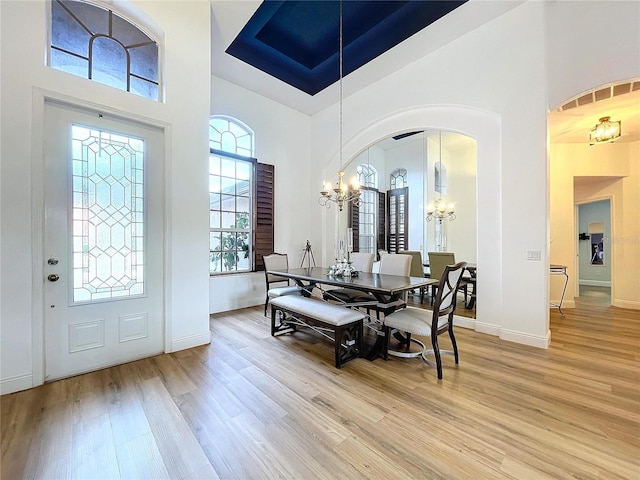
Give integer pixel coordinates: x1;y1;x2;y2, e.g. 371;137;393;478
226;0;467;96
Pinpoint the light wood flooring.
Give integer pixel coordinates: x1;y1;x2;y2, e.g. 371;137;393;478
2;299;638;479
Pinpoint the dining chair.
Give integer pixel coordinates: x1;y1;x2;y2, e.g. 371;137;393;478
398;250;427;303
357;253;413;315
427;251;468;306
382;261;467;379
263;253;301;316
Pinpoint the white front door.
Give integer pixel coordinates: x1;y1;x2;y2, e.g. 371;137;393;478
44;101;164;381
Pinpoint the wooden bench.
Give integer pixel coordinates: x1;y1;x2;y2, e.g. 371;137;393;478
270;295;366;368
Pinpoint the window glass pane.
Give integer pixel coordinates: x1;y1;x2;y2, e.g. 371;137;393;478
210;232;221;251
50;49;89;78
221;212;235;228
209;211;220;229
130;77;158;101
91;36;128;90
221;195;235;212
129;44;159;82
221;132;236;154
236;180;250;196
209;175;221;194
236;196;250;214
220;177;236;195
61;0;109;35
112;13;151;46
236;161;251;180
220;159;236;178
209;156;221;175
52;1;92;56
209;193;221;210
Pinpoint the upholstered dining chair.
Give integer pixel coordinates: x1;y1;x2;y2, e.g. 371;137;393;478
263;253;301;316
427;251;468;306
398;250;427;303
382;261;467;379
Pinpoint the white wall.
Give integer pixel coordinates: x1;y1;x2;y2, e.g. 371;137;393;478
311;2;547;346
1;0;211;394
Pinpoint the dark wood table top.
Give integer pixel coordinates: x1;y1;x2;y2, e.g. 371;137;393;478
267;267;438;296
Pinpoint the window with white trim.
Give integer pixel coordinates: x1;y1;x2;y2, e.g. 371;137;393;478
209;116;255;274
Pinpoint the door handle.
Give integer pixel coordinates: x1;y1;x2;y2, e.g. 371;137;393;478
47;274;60;282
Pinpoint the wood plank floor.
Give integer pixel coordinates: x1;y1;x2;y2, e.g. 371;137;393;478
2;301;639;479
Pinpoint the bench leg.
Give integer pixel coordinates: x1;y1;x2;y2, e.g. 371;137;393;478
335;321;363;368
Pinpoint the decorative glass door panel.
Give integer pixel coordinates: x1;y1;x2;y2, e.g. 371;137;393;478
71;126;145;302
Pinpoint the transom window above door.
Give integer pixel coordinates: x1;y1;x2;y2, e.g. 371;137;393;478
49;0;160;101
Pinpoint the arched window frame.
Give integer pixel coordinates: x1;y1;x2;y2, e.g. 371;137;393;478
49;0;161;101
390;168;407;189
209;116;257;275
356;164;378;254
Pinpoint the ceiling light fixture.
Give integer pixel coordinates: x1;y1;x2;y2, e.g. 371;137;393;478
319;0;361;212
589;116;621;145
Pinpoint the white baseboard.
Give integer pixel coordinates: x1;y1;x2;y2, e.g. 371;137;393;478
579;279;611;287
612;299;640;310
170;331;211;353
500;328;550;349
1;373;34;395
453;315;475;329
474;321;501;337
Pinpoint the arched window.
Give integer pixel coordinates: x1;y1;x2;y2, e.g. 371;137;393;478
356;164;378;254
390;168;407;189
50;0;160;100
209;116;256;274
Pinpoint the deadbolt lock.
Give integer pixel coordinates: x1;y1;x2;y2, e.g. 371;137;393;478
47;258;59;265
47;274;60;282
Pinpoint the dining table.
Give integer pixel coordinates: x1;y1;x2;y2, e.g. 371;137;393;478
265;266;439;360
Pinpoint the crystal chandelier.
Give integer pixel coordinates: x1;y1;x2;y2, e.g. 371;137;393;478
318;0;361;212
426;131;456;222
426;197;456;222
589;116;621;145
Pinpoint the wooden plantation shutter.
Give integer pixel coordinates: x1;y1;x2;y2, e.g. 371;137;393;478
377;190;386;256
387;187;408;253
254;162;274;271
349;198;360;252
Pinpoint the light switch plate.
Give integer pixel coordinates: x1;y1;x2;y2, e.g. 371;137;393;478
527;249;541;261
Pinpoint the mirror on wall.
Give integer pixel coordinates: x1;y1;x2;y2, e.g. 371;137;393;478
337;129;478;316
